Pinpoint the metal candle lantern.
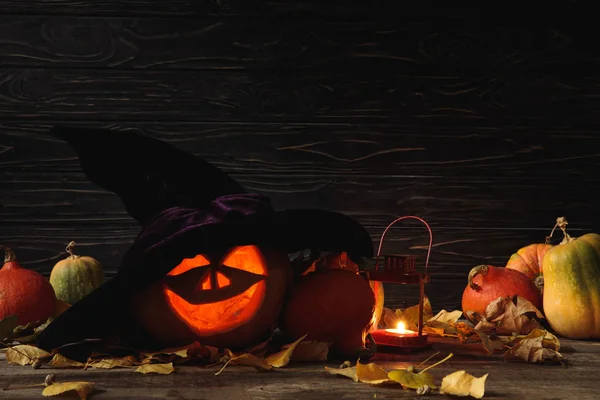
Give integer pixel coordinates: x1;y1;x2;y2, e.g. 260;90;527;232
364;216;433;351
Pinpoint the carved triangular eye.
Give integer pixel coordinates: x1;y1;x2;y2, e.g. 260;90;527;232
222;245;267;276
167;254;210;276
199;271;231;290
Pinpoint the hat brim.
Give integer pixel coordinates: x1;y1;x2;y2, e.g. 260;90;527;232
36;207;374;353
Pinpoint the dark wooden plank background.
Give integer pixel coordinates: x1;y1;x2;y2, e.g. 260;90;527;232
1;1;599;312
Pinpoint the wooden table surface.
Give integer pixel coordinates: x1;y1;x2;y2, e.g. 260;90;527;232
1;337;598;400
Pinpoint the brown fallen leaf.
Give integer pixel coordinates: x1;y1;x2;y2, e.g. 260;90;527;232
215;349;273;375
264;334;307;368
6;344;50;366
0;315;19;342
324;364;359;382
244;334;274;357
440;370;488;399
504;329;563;363
476;331;506;354
428;309;463;325
135;362;175;374
289;340;330;362
356;361;396;385
48;353;86;368
42;381;94;400
455;322;480;344
474;296;544;336
88;356;137;369
141;341;219;364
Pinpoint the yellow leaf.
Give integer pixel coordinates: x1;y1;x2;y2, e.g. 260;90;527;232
89;356;137;369
289;341;330;362
215;349;273;375
324;365;359;382
440;370;488;399
135;362;175;374
356;361;396;385
48;353;86;368
422;326;446;336
265;334;307;368
427;309;463;325
6;345;50;365
42;381;94;400
388;369;437;389
393;296;433;331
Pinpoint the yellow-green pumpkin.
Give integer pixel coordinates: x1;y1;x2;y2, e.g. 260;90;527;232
543;217;600;339
49;241;105;305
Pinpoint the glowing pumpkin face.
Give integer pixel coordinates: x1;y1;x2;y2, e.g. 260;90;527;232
162;246;269;335
130;245;292;350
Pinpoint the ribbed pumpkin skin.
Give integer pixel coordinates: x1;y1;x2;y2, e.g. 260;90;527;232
506;243;552;280
50;256;105;305
543;233;600;339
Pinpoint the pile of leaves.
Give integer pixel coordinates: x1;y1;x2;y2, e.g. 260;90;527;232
381;295;564;364
325;352;488;398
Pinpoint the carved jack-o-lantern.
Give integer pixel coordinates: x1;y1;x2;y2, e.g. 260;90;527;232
130;245;292;349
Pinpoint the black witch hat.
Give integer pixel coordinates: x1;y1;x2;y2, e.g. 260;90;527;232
35;126;374;352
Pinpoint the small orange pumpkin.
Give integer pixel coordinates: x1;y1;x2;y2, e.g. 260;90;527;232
0;247;57;326
130;245;292;349
506;243;552;280
461;264;543;320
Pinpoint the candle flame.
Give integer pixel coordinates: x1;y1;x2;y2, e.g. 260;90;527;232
395;321;407;333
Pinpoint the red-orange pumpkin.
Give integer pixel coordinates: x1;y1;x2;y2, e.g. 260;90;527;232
0;247;57;326
461;264;543;320
281;269;376;357
130;245;292;349
505;243;552;289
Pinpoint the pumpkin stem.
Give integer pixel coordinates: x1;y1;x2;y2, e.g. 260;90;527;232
545;217;576;245
534;275;544;295
467;265;489;291
2;246;17;263
65;241;80;259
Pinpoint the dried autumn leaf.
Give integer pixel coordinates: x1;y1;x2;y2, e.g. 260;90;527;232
6;344;50;365
422;326;447;336
48;353;86;368
455;322;480;344
141;341;219;364
89;356;137;369
135;362;175;374
392;297;434;331
504;329;563;363
324;365;359;382
265;334;307;368
428;309;463;325
387;368;436;390
476;296;544;336
244;334;274;357
215;349;273;375
289;340;330;362
356;361;396;384
476;331;505;354
440;370;488;399
42;381;94;400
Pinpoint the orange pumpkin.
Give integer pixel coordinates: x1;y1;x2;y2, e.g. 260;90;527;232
282;269;376;357
0;247;57;326
130;245;292;349
303;252;384;330
461;264;543;320
505;243;552;283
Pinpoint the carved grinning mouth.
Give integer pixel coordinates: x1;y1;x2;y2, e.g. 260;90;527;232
161;265;266;304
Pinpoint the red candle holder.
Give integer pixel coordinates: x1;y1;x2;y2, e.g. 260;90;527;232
362;216;433;352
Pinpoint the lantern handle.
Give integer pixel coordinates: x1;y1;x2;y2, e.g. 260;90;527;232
375;216;433;273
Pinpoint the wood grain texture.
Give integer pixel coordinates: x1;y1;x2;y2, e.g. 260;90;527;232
0;16;596;75
2;69;600;124
1;337;599;399
1;122;598;311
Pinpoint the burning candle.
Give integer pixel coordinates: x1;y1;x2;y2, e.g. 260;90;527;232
370;321;429;351
384;321;418;336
